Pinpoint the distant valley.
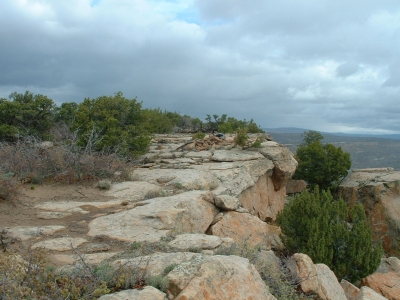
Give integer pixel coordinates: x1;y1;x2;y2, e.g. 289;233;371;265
265;128;400;170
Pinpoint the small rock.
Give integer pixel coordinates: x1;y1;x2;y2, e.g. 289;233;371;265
31;237;87;251
84;243;110;253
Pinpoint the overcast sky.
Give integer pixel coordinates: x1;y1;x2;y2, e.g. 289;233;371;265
1;0;400;134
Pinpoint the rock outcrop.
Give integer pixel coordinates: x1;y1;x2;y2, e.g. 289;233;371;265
361;257;400;300
339;168;400;253
167;254;277;300
288;253;347;300
1;133;302;300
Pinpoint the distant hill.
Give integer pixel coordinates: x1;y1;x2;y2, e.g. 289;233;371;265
264;128;400;170
264;127;400;141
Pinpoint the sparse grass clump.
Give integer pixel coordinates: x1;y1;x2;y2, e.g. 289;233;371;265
96;179;112;190
234;128;249;147
145;275;169;292
192;131;206;140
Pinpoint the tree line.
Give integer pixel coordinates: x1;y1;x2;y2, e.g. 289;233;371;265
0;91;263;156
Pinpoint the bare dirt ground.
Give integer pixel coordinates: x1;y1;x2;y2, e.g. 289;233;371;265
0;183;132;266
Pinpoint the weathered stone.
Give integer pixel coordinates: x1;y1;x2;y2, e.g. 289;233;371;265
84;243;110;253
341;279;360;300
168;234;233;251
288;253;347;300
339;169;400;253
214;195;240;211
31;237;87;251
106;181;162;202
98;287;167;300
98;286;167;300
2;226;65;241
52;252;119;265
355;287;388;300
132;169;220;191
87;191;219;243
208;211;282;249
185;151;213;159
376;257;400;274
37;211;72;219
361;271;400;300
195;159;275;199
211;149;264;162
238;173;286;221
113;252;197;277
167;254;277;300
259;142;298;190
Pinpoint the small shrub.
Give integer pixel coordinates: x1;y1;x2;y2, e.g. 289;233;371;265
130;241;142;250
163;264;178;275
0;177;19;201
145;275;169;292
251;138;263;148
96;179;112;190
192;131;206;140
173;182;183;189
234;128;248;147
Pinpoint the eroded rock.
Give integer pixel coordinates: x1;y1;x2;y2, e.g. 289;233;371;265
208;211;282;249
339;169;400;253
168;233;233;251
288;253;347;300
87;191;219;243
167;254;277;300
97;287;167;300
31;237;87;251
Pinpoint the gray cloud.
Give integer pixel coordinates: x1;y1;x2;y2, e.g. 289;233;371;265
1;0;400;133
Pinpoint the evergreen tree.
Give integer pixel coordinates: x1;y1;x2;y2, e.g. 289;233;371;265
293;131;351;191
276;188;383;283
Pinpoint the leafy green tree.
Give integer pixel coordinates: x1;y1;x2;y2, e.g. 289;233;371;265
141;108;173;134
71;92;150;156
277;188;383;283
54;102;78;125
293;131;351;190
0;91;56;141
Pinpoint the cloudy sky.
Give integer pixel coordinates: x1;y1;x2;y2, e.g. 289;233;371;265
1;0;400;134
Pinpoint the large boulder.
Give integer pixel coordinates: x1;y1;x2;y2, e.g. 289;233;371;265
361;257;400;300
87;191;219;243
258;141;298;190
167;254;277;300
208;211;282;249
339;168;400;253
288;253;347;300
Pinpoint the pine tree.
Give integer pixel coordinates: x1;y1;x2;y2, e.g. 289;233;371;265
277;188;383;283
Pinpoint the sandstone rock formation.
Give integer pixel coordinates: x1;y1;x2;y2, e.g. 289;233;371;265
361;257;400;300
1;133;302;299
288;253;347;300
97;286;167;300
339;168;400;253
167;254;277;300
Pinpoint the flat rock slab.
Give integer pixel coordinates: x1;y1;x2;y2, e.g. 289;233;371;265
185;151;213;159
168;233;233;251
167;254;277;299
132;169;220;190
52;252;119;265
106;181;162;202
32;237;88;251
35;200;122;214
211;150;264;162
113;252;197;277
87;191;219;243
37;211;72;219
98;287;166;300
2;226;65;241
195;159;274;197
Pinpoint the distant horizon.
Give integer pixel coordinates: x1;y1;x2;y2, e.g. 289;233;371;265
263;127;400;137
